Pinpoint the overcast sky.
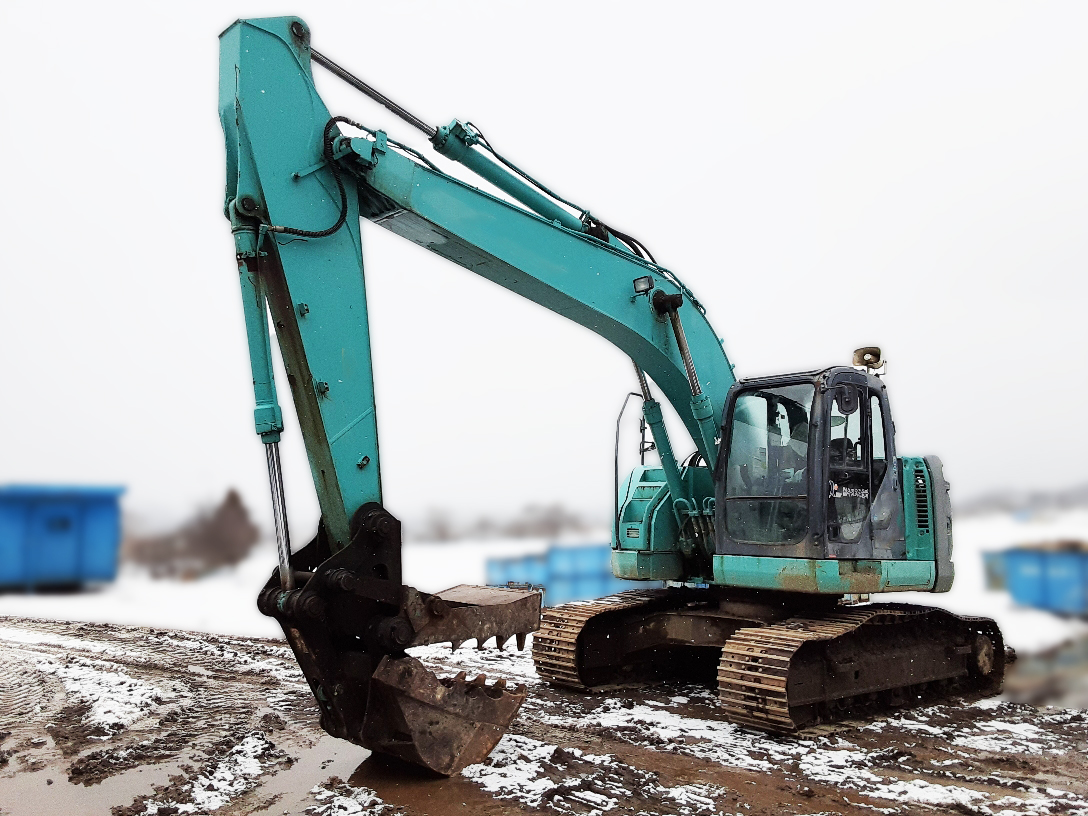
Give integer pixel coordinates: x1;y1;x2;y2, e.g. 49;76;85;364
1;2;1085;538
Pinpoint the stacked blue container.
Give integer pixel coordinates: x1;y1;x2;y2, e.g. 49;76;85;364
999;544;1088;616
488;543;651;606
485;553;547;588
0;485;125;590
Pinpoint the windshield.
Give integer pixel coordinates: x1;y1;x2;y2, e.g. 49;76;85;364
723;383;814;544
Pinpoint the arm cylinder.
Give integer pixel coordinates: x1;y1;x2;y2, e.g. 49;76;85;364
232;210;293;589
432;121;584;232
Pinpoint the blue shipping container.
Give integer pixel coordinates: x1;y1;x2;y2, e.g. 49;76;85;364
488;543;656;606
0;485;125;589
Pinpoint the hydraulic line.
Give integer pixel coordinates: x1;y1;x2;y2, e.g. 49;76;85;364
265;117;358;238
311;49;437;138
310;47;663;263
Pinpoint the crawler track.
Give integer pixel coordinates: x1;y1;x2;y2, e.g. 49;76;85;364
532;590;663;689
533;592;1006;733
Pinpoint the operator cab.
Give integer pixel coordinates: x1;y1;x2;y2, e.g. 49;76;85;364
714;364;905;561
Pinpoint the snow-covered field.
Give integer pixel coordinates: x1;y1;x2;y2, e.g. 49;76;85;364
0;510;1086;653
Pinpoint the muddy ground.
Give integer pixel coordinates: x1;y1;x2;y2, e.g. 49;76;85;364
1;616;1087;816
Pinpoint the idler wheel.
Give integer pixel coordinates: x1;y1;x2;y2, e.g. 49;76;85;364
972;634;995;676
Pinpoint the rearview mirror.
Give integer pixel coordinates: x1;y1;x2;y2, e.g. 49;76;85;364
834;387;858;415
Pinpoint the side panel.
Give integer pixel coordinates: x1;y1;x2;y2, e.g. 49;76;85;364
902;457;936;562
712;554;935;593
924;455;955;592
612;549;683;581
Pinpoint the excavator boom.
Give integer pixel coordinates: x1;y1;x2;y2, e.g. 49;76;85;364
220;15;730;774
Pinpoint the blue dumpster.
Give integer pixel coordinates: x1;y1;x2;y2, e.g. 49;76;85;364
488;543;656;606
0;485;125;589
1003;550;1048;609
1045;552;1087;615
486;553;547;588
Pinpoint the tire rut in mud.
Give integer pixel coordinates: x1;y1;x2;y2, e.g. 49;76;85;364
4;616;1088;816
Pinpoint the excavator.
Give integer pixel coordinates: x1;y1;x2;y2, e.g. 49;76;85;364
220;16;1006;776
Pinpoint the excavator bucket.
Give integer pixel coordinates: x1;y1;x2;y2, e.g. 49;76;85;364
257;512;541;776
363;655;527;775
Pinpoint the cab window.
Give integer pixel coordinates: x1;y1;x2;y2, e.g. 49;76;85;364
827;385;869;542
870;394;887;488
724;383;813;544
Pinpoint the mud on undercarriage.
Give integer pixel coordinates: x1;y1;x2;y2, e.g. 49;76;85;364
533;587;1008;732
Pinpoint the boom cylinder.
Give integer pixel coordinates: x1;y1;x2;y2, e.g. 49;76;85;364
653;291;720;467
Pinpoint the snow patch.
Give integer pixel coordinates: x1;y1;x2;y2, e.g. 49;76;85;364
463;733;726;814
307;781;395;815
37;657;167;731
141;732;281;814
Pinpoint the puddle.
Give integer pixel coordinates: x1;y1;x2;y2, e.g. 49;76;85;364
249;733;369;814
0;757;184;816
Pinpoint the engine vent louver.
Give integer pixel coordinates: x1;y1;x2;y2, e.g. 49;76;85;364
913;468;931;535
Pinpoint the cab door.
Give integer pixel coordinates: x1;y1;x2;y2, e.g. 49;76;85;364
825;383;904;558
867;389;905;559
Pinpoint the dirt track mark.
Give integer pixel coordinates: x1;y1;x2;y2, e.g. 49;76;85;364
3;615;1088;816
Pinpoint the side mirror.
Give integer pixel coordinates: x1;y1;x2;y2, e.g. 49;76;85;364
834;387;858;415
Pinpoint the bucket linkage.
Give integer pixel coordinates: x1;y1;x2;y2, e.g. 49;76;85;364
258;503;541;775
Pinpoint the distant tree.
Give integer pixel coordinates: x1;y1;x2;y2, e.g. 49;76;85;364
417;509;456;542
406;503;595;542
123;489;260;578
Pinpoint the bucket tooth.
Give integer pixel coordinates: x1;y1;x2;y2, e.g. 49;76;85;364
516;632;527;651
476;635;489;650
496;633;512;649
362;656;527;776
451;640;463;652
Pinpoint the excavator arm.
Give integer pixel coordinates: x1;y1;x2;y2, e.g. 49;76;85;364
220;16;734;773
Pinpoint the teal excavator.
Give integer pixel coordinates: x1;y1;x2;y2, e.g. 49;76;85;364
220;17;1006;776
